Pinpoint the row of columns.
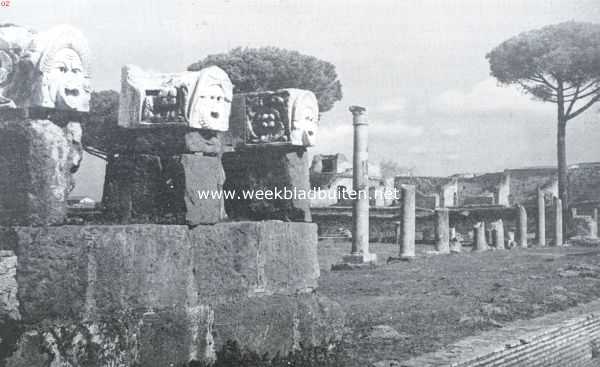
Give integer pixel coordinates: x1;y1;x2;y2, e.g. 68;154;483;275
336;106;568;270
394;187;566;258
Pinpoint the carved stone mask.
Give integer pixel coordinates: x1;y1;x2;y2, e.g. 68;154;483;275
0;24;91;112
188;66;232;131
288;89;319;146
41;47;91;111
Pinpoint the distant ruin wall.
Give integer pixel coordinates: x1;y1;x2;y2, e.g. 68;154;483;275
569;164;600;206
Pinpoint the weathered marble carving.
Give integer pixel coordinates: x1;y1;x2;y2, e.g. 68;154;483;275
231;88;319;146
118;65;233;131
0;24;91;112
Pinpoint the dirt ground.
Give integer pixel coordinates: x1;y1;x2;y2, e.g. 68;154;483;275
318;240;600;366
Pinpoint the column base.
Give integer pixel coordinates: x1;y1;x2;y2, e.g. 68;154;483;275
331;253;377;271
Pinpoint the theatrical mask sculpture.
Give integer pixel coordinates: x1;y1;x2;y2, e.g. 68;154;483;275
0;24;91;111
118;65;233;131
230;88;319;147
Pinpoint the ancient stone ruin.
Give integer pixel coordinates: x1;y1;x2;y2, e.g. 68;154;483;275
0;24;89;226
0;24;344;367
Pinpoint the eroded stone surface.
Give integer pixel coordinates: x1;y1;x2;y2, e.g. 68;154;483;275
0;119;82;226
222;148;311;222
1;223;341;366
0;250;19;321
102;153;226;225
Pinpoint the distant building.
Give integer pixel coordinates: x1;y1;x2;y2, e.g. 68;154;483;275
67;196;96;208
310;154;600;211
309;154;394;207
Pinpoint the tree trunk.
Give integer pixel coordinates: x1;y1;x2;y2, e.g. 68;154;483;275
557;121;569;237
556;82;569;236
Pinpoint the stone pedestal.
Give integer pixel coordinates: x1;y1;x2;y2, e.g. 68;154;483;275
516;204;528;248
553;198;563;247
472;222;488;252
537;188;546;246
0;119;83;226
434;208;450;254
102;152;226;225
0;222;344;366
222;147;311;222
491;219;505;249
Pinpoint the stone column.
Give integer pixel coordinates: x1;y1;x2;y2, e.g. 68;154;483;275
340;106;376;265
537;188;546;246
450;227;457;240
472;222;488;251
491;219;505;249
399;185;416;258
434;208;450;254
516;204;528;248
594;208;598;226
553;198;563;247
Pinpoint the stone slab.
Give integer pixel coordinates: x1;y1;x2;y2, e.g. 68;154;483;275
105;126;224;155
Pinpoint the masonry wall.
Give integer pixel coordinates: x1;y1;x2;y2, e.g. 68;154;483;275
507;168;557;206
569;163;600;206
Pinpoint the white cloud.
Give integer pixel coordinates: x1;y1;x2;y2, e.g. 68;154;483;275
371;122;424;138
373;96;407;114
441;127;461;136
430;78;553;116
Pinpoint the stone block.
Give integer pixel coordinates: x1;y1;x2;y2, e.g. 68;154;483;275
102;153;225;225
0;119;83;226
222;147;311;222
190;222;319;298
118;65;232;131
1;222;338;366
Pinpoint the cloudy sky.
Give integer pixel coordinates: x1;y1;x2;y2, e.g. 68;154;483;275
5;0;600;199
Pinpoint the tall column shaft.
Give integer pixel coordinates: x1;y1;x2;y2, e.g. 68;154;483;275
400;185;416;258
554;198;563;247
350;105;370;256
537;188;546;246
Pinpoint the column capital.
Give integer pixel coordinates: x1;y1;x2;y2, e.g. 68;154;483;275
349;105;368;125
